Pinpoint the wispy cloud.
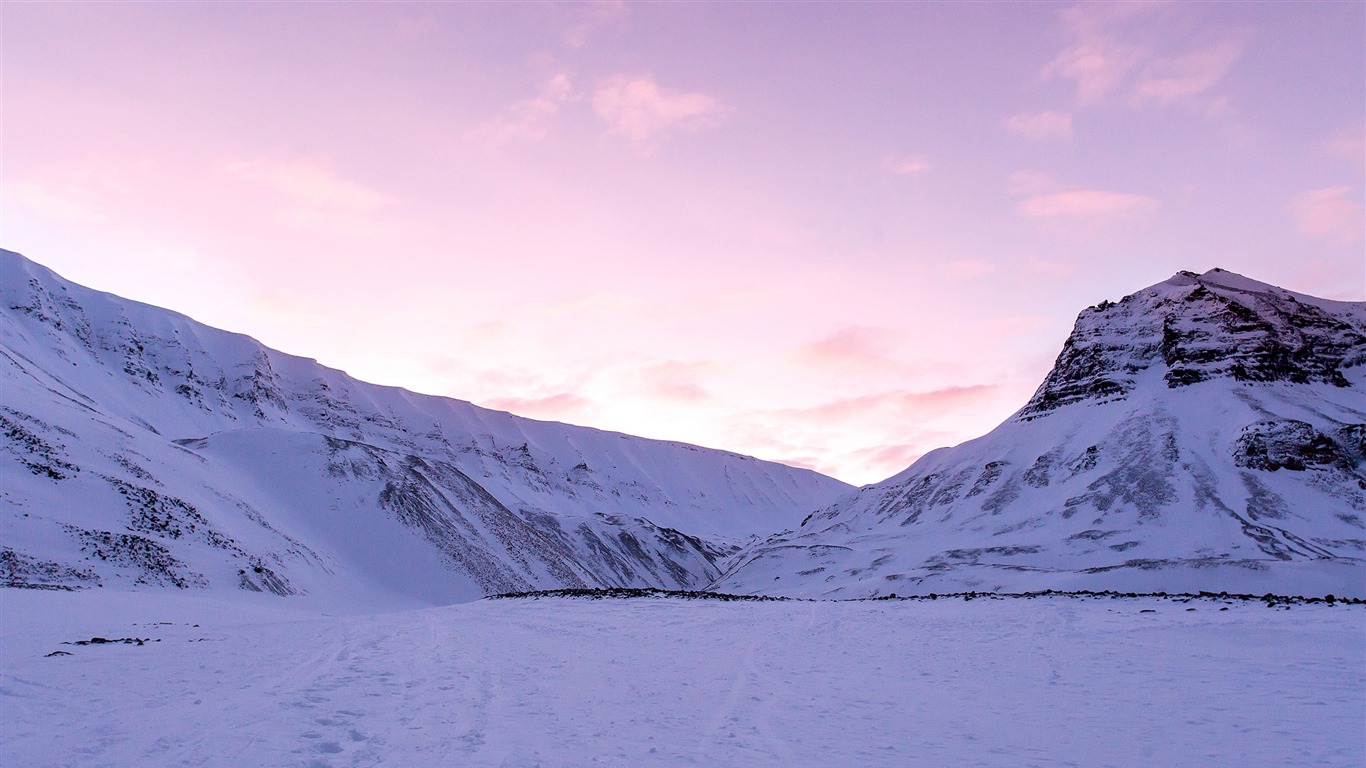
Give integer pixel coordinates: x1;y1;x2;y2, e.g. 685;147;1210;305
770;386;1000;425
1019;189;1158;219
1290;187;1364;246
1043;3;1152;104
1325;124;1366;168
224;156;400;236
480;392;595;421
1004;111;1074;141
564;1;629;48
465;74;575;147
592;74;723;152
1010;171;1157;220
225;156;395;213
7;157;154;226
885;154;931;175
847;443;930;476
796;326;903;372
1132;40;1241;105
1044;3;1241;110
1045;43;1142;105
723;384;1004;481
633;360;713;403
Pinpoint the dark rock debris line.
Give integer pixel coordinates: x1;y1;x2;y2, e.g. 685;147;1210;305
62;636;155;646
488;587;788;602
488;586;1362;606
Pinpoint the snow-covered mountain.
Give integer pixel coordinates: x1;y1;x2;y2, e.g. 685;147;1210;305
0;250;850;605
714;269;1366;598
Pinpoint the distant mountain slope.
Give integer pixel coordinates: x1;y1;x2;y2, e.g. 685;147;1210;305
0;249;850;604
713;269;1366;598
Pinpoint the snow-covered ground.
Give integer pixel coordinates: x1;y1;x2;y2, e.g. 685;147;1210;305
3;590;1362;767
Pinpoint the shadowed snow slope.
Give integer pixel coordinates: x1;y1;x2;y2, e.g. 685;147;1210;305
0;250;850;605
714;269;1366;598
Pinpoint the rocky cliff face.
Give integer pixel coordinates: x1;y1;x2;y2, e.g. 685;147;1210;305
1020;269;1364;418
714;269;1366;599
0;250;849;604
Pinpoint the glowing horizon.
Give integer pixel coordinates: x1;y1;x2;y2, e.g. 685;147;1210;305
3;2;1363;484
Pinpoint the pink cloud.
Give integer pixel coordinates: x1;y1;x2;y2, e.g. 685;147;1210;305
715;423;843;477
422;354;606;417
221;156;404;238
723;386;1005;482
1043;3;1151;106
6;157;157;226
563;0;629;48
796;326;902;372
775;385;1000;424
1018;189;1158;219
1008;170;1156;221
221;153;398;235
760;454;828;475
1045;42;1143;103
225;156;394;212
480;392;595;421
1290;187;1364;246
1325;125;1366;168
466;74;575;147
592;75;722;151
886;154;931;175
1133;41;1241;105
848;443;928;474
1004;111;1074;141
633;360;712;403
1044;4;1241;111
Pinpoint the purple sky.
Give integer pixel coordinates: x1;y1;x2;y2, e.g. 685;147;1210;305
4;2;1363;484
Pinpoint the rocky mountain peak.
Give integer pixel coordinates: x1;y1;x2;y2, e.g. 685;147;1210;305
715;268;1365;599
1018;268;1365;420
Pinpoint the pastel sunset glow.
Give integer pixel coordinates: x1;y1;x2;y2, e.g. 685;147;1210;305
4;2;1363;484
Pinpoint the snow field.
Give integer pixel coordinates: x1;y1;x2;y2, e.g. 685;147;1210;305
2;590;1363;767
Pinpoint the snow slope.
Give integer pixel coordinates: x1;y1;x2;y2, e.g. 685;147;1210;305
0;249;850;604
3;589;1361;767
715;269;1366;598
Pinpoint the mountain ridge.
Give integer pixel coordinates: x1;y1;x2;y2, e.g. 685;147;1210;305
1;248;850;606
713;268;1366;598
6;253;1362;602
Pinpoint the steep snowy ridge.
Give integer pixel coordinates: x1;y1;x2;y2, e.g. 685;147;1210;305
715;269;1366;598
0;250;850;604
1020;268;1363;418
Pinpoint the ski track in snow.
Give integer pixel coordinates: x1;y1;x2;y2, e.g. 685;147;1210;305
3;590;1363;767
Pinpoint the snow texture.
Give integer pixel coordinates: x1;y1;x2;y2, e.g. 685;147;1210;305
0;249;850;604
4;254;1364;767
716;269;1366;599
3;589;1361;768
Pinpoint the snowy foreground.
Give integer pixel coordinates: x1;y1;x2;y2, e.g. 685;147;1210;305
3;590;1363;768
